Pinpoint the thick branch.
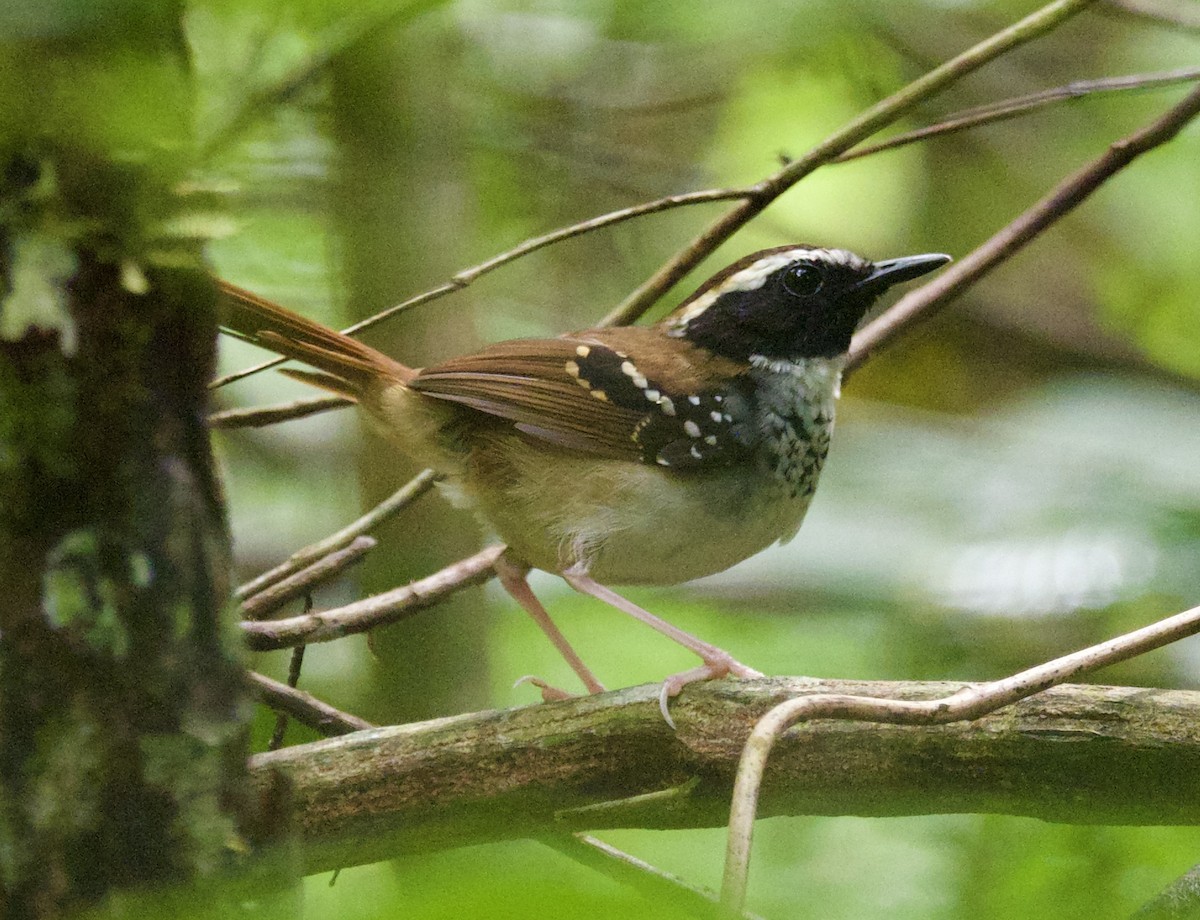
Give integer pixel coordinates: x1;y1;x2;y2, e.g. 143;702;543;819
249;679;1200;875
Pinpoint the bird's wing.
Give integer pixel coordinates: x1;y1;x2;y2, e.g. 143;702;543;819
410;329;753;468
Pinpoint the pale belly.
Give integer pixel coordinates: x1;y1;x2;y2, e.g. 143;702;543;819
457;436;814;585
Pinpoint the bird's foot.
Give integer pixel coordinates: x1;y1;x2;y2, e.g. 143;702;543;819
514;673;607;703
658;652;764;728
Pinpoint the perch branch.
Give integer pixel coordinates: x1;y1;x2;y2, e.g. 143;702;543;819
721;601;1200;912
247;678;1200;875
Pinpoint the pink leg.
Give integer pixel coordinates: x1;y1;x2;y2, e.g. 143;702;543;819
495;553;606;696
561;564;763;726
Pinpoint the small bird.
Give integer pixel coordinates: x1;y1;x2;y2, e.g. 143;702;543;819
220;245;949;722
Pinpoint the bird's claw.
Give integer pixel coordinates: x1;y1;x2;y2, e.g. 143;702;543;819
658;653;764;728
513;674;576;702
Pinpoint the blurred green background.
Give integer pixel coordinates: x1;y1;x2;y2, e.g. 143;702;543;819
25;0;1197;915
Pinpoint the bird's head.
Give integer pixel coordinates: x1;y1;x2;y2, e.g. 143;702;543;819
663;246;951;361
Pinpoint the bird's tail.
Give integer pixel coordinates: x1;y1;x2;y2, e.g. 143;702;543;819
217;280;416;400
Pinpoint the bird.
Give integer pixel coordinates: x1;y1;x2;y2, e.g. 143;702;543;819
219;244;950;723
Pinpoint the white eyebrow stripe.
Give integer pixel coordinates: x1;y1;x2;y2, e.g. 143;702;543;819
666;247;834;331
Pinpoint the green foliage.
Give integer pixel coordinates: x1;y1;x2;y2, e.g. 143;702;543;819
22;0;1188;915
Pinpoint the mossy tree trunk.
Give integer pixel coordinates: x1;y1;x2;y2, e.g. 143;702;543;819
0;5;283;917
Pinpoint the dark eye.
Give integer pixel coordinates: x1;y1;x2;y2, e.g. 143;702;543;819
782;262;824;297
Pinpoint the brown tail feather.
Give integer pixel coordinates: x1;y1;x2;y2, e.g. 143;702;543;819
217;280;416;397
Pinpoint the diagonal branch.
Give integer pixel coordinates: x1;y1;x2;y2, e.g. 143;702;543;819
600;0;1099;327
210;186;752;390
241;545;503;651
836;65;1200;163
846;82;1200;373
213;0;1096;392
208;395;353;429
236;469;439;601
247;671;376;736
241;535;376;621
543;834;764;920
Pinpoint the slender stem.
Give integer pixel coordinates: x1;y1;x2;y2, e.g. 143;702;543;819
601;0;1099;328
847;82;1200;374
720;602;1200;913
247;671;376;736
267;645;308;750
214;1;1099;391
241;545;503;651
836;65;1200;163
208;395;352;429
236;470;438;601
209;187;750;390
241;536;376;620
543;834;765;920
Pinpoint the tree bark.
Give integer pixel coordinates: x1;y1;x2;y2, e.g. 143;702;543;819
249;678;1200;875
0;6;283;916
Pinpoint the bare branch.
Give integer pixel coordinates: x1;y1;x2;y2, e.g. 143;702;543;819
236;469;438;601
208;395;352;429
268;645;308;750
836;66;1200;163
247;671;376;737
210;187;751;390
213;0;1095;394
241;545;503;651
210;65;1200;407
248;678;1200;875
846;82;1200;375
601;0;1099;327
242;536;375;621
720;602;1200;912
543;834;765;920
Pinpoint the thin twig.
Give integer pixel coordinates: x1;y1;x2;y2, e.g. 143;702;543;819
213;1;1097;392
213;3;1143;408
208;395;353;429
836;65;1200;163
542;834;765;920
247;670;376;736
241;545;503;651
210;66;1200;411
268;644;308;750
846;82;1200;374
720;602;1200;913
210;187;751;390
242;536;376;621
235;470;438;601
600;0;1099;327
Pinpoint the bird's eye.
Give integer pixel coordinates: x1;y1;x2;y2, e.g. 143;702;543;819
782;262;824;297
